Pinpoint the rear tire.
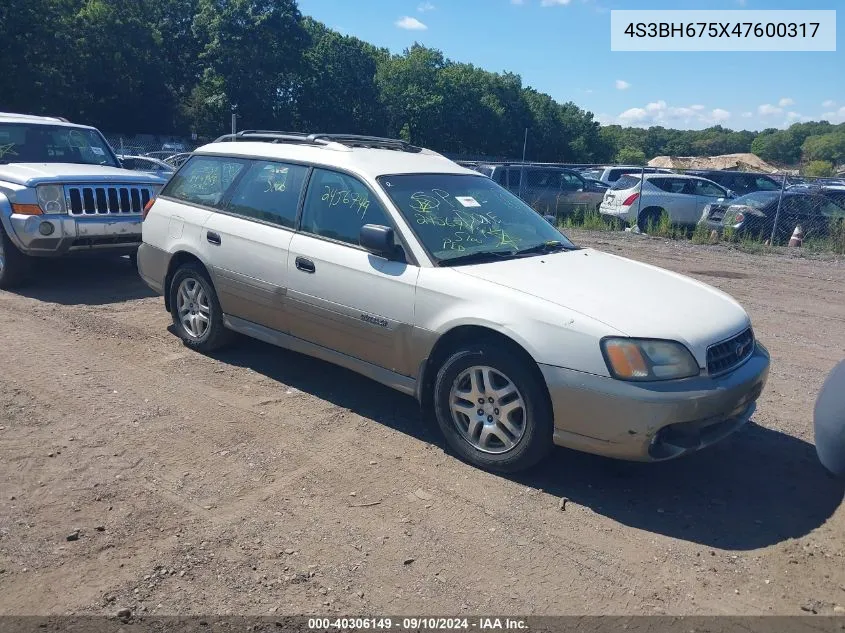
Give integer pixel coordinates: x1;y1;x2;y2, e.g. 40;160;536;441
169;262;232;353
433;343;554;473
637;207;664;233
0;222;32;289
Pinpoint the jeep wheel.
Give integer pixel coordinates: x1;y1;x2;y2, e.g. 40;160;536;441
169;263;231;353
0;222;31;289
433;343;553;473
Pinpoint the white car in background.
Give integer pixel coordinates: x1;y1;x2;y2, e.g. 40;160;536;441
600;173;732;232
580;165;672;185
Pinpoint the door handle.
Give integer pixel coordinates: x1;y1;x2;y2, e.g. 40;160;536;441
207;231;221;245
295;257;315;273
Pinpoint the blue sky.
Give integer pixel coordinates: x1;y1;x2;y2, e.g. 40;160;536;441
297;0;844;131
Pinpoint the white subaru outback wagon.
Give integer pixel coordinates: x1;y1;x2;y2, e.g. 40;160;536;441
138;131;770;473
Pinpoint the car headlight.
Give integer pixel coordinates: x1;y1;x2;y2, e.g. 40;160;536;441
36;185;67;214
601;337;700;381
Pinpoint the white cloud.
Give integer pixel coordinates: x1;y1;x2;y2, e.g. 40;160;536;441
821;106;845;123
615;79;631;90
395;16;427;30
737;0;746;5
741;111;753;118
417;1;435;11
616;101;732;127
710;108;731;122
511;0;525;4
822;99;836;108
541;0;572;5
758;103;783;116
778;97;794;107
785;111;811;123
618;107;648;123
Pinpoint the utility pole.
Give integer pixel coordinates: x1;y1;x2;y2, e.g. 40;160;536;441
231;104;239;139
519;127;528;201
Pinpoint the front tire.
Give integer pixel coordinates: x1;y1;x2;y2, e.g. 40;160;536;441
433;343;554;473
0;222;31;289
169;263;231;353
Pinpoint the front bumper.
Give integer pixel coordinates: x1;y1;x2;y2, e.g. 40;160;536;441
1;212;142;257
540;342;770;461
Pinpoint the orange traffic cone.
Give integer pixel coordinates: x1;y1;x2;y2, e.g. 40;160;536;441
788;225;803;247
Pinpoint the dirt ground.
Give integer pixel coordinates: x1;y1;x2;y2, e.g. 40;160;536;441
1;231;844;618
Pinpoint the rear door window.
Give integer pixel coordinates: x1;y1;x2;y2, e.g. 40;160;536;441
650;178;688;194
692;179;728;197
560;172;585;191
754;176;781;191
224;161;309;228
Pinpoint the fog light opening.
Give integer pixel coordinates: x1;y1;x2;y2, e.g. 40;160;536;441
38;222;55;236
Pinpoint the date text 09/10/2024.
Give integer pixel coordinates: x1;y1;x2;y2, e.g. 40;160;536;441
307;617;528;631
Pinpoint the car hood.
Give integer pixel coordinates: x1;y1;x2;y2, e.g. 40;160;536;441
454;247;751;361
0;163;166;186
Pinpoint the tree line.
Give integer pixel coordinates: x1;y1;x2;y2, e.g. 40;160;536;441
2;0;843;170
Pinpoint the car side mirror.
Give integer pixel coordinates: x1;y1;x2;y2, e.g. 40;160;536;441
360;224;398;259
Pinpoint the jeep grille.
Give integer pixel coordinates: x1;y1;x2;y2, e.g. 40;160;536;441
64;185;155;215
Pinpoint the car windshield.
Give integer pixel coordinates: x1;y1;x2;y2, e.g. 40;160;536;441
0;122;119;167
376;173;576;264
731;191;781;209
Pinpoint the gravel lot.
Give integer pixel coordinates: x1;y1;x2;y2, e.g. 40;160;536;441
1;231;844;617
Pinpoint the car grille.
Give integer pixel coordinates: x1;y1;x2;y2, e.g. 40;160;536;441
706;204;729;222
64;185;155;215
707;328;754;375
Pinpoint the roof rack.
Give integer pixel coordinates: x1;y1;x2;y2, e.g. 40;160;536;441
212;130;423;153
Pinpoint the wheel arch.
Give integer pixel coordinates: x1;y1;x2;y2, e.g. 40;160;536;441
416;324;552;414
163;250;212;313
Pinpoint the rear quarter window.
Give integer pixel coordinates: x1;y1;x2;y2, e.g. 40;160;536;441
162;156;247;208
649;177;688;194
611;175;640;190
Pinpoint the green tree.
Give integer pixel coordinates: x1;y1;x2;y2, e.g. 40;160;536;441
375;44;446;147
804;160;834;177
751;129;801;164
0;0;81;120
189;0;309;134
801;133;845;164
615;147;646;165
296;19;388;135
69;0;177;132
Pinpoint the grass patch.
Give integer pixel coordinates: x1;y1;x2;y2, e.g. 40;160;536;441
690;222;712;245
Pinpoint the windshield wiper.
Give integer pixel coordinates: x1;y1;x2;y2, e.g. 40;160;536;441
438;250;520;267
512;240;578;257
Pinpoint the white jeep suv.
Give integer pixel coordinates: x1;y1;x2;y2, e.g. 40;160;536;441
138;131;769;473
0;113;165;288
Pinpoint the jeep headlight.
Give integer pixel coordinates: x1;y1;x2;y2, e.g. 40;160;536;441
601;338;699;381
36;185;66;214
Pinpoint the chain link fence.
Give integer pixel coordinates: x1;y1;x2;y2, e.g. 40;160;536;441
457;160;845;254
100;133;845;254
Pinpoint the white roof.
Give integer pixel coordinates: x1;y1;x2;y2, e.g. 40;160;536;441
0;112;96;130
640;173;705;180
194;140;476;180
